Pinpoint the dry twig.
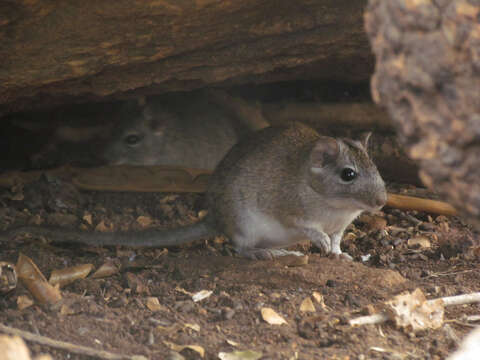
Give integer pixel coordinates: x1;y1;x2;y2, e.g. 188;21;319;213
0;323;144;360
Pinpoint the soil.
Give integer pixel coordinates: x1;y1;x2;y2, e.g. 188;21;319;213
0;176;479;360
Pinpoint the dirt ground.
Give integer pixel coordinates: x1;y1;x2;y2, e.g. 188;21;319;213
0;177;479;360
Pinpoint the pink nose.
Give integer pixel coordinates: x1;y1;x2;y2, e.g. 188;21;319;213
375;190;388;208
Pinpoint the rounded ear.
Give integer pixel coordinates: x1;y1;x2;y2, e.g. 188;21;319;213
149;109;177;136
310;136;340;168
358;132;372;149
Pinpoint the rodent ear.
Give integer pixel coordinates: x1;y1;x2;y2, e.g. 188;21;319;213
358;132;372;149
150;117;166;136
310;137;340;168
149;109;175;136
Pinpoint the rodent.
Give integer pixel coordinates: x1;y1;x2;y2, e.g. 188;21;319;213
2;122;387;260
103;89;268;170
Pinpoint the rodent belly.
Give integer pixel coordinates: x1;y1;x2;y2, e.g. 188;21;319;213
238;210;304;249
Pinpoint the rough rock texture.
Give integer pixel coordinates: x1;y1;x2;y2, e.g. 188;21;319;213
0;0;372;117
365;0;480;228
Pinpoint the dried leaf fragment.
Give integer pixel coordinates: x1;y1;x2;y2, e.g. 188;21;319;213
155;323;181;335
0;262;17;293
164;341;204;358
95;220;113;232
136;215;153;227
192;290;212;302
300;297;316;313
312;291;326;308
16;254;62;304
17;295;34;310
146;297;168;312
407;236;431;249
226;339;240;347
184;323;200;332
219;350;263;360
175;286;192;296
198;210;208;219
384;288;444;332
82;213;93;225
49;264;93;287
261;307;287;325
91;261;119;278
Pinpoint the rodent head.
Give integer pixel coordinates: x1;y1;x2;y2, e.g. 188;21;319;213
103;98;175;165
307;133;387;211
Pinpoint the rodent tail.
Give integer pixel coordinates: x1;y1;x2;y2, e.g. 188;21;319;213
1;219;216;248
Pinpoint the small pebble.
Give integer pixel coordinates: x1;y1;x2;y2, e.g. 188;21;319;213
77;327;89;336
174;300;195;313
233;300;244;311
419;222;436;231
109;296;129;308
325;280;337;288
223;307;235;320
393;238;404;247
380;238;391;247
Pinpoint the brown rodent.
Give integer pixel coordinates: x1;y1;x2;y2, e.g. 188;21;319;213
3;123;387;260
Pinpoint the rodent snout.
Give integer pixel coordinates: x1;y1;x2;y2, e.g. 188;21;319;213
374;189;388;208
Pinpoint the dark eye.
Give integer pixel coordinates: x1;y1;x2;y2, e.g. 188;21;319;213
341;168;357;182
125;134;141;146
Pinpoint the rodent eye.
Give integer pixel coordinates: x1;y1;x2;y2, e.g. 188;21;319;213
340;167;357;182
125;134;141;146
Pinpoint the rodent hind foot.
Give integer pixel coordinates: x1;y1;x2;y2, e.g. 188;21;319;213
328;252;353;261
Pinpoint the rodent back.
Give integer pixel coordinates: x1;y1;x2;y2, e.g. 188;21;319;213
206;123;322;220
158;98;240;169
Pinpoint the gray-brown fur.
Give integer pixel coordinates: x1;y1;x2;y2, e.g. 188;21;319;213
2;123;387;260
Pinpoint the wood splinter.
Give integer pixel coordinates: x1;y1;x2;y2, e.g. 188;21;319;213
386;193;457;216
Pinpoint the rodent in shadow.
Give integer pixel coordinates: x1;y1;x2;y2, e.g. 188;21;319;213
103;89;269;170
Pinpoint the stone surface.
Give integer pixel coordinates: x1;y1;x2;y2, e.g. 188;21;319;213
0;0;373;116
365;0;480;228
